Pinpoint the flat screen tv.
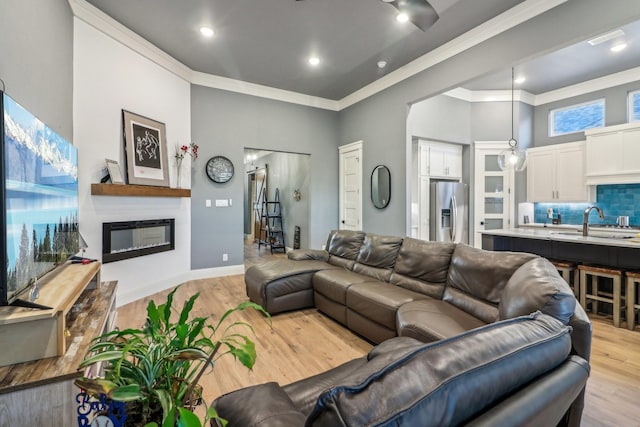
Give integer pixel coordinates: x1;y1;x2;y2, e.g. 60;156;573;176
0;91;79;307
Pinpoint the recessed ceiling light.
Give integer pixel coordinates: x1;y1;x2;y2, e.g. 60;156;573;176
200;27;215;37
308;57;320;66
514;76;526;84
377;61;387;69
396;13;409;23
610;43;627;52
587;29;624;46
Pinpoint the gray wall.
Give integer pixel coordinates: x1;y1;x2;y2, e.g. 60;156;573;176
191;85;339;268
263;152;311;249
534;80;640;147
0;0;73;140
409;94;471;143
338;0;640;236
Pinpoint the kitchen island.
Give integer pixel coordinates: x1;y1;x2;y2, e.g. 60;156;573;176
481;226;640;270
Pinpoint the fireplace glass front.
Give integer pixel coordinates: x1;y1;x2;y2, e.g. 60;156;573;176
102;219;175;263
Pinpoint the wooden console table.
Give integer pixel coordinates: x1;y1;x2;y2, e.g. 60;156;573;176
0;262;117;426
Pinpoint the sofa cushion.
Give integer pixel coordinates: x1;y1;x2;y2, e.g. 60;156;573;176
213;382;307;427
390;238;456;299
313;269;373;305
245;259;337;313
444;245;537;323
306;313;572;427
396;299;486;342
499;257;576;324
287;249;329;262
346;282;428;329
351;234;404;281
326;230;365;269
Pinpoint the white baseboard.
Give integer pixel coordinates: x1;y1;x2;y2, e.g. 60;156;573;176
116;264;245;307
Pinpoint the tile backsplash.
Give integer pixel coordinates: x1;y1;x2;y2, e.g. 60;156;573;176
533;184;640;226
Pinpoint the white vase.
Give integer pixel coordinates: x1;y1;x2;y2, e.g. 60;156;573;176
175;157;183;189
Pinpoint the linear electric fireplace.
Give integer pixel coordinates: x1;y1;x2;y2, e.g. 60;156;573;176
102;219;175;263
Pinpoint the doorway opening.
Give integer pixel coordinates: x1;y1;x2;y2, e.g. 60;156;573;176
243;148;311;268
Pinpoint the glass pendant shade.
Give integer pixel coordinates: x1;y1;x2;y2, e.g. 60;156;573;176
498;145;527;171
498;67;527;172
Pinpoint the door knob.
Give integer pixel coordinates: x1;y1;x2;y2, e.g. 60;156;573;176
480;221;485;225
341;220;345;224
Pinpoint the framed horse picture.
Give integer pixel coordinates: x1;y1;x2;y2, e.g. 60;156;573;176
122;110;170;187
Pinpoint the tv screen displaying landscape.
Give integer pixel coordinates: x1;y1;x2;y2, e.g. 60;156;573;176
2;92;79;305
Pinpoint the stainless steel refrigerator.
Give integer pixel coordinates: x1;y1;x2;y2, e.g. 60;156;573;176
429;181;468;243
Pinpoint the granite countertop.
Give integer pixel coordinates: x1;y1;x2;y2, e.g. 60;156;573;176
481;225;640;248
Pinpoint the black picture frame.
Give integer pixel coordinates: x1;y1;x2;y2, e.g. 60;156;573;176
122;110;169;187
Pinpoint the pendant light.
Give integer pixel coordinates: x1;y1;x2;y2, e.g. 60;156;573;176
498;68;527;171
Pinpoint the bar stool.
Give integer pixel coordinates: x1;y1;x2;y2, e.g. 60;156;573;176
550;260;579;298
626;271;640;331
579;265;624;328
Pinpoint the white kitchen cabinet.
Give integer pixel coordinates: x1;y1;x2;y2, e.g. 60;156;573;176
415;140;463;240
527;141;594;202
419;141;462;179
585;123;640;184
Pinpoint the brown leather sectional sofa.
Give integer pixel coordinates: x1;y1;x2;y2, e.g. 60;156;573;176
220;230;591;426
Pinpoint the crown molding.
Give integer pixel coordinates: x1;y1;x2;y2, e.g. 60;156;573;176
68;0;192;82
68;0;338;111
445;65;640;107
68;0;566;112
191;72;339;111
534;66;640;106
443;89;536;105
337;0;568;110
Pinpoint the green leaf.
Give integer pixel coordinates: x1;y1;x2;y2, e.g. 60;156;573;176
187;317;207;344
78;350;124;368
143;423;159;427
226;337;256;369
175;323;189;343
207;407;228;427
153;388;173;421
177;407;202;427
147;300;160;327
164;286;179;325
179;292;199;325
162;407;177;427
110;384;143;401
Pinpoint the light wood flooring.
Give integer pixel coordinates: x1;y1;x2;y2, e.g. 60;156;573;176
116;243;640;426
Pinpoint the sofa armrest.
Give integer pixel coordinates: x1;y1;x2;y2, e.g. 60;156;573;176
288;249;329;262
213;382;306;427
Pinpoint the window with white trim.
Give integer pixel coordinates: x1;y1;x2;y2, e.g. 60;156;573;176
629;89;640;122
548;99;605;136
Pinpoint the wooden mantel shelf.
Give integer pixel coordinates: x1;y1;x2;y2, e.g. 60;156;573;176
91;183;191;198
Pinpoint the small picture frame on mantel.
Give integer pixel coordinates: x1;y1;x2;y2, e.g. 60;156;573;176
105;158;125;184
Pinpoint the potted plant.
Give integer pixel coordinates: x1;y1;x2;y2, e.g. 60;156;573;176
75;286;269;427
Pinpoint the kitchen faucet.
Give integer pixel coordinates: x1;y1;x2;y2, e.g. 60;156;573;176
582;206;604;236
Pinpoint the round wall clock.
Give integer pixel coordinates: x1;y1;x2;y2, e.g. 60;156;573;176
205;155;234;183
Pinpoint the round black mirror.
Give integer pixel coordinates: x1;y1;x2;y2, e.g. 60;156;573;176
371;165;391;209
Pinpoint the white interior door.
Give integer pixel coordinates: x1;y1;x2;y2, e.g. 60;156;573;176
339;141;363;231
473;142;514;248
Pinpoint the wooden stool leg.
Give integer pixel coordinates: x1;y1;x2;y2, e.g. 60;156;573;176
580;270;587;310
628;278;636;331
612;275;621;328
593;275;599;315
572;270;579;299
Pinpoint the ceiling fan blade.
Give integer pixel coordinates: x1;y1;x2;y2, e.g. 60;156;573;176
389;0;439;31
